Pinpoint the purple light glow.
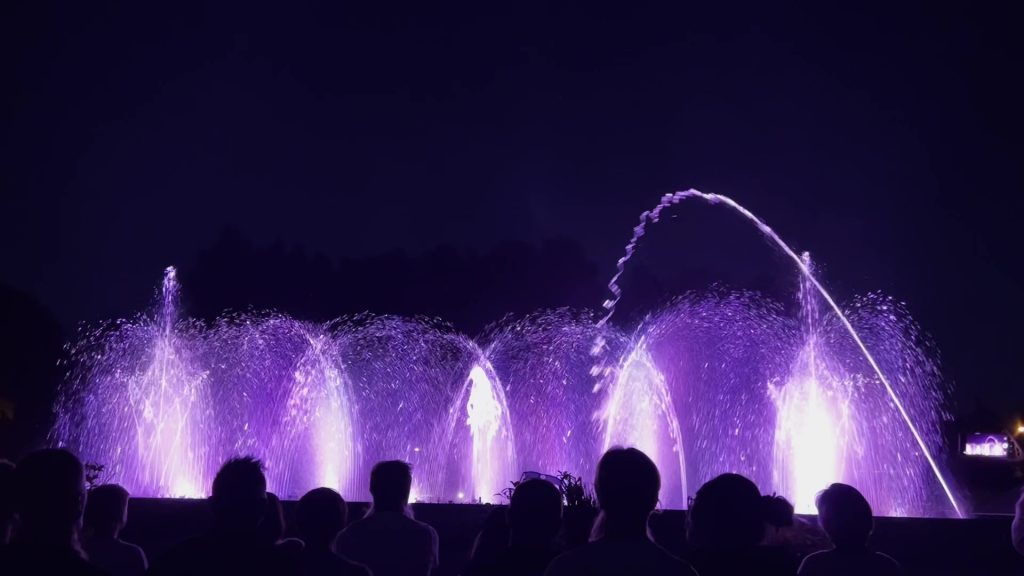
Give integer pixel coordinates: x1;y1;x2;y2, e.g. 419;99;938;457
50;190;961;517
464;363;516;504
598;190;960;517
599;342;687;508
964;434;1010;458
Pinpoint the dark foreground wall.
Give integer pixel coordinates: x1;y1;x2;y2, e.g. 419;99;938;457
121;499;1024;576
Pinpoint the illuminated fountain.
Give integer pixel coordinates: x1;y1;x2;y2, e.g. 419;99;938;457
461;363;516;503
771;345;849;513
598;343;687;508
333;316;516;503
771;255;853;513
53;267;211;497
599;190;960;517
53;285;517;501
630;291;792;506
481;310;618;490
51;190;959;517
201;314;357;495
262;330;357;496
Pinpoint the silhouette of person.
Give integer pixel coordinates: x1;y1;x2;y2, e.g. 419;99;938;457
686;473;797;576
760;493;828;561
0;459;15;546
0;448;106;575
82;484;148;576
296;487;371;576
465;505;510;571
149;456;297;576
259;492;304;555
464;478;563;576
797;483;902;576
761;494;795;546
335;460;439;576
1012;488;1024;556
544;447;697;576
258;492;286;546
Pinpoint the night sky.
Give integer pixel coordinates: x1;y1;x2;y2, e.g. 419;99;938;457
2;4;1022;417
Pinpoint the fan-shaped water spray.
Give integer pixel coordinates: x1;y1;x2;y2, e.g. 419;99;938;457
598;190;961;517
51;190;959;518
634;291;791;498
599;343;687;508
481;310;619;487
266;332;357;495
53;267;212;497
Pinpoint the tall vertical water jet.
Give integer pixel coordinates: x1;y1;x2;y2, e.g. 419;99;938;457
772;255;853;512
137;268;206;496
771;348;849;513
598;190;962;517
464;363;516;503
53;267;211;497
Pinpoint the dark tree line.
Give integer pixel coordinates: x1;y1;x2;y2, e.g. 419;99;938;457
184;228;610;334
0;284;64;457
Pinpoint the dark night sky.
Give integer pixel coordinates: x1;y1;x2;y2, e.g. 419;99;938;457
1;3;1022;415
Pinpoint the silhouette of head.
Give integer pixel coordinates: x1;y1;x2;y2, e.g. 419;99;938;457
14;449;86;544
369;460;412;511
816;483;873;549
687;473;764;550
508;478;562;546
210;457;267;534
0;459;15;545
257;492;285;545
761;494;794;529
297;487;348;549
470;506;510;561
759;493;794;546
84;484;130;538
594;448;660;531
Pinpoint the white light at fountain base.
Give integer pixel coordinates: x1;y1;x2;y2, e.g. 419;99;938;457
599;344;687;508
466;364;512;504
772;372;847;514
132;337;207;498
598;189;963;517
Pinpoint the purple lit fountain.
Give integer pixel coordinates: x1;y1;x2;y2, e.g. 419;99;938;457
53;267;213;497
480;310;623;492
203;314;359;498
51;190;961;517
598;190;960;517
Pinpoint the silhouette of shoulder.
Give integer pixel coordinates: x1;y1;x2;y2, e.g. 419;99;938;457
338;511;438;546
463;545;559;576
543;537;696;576
148;536;213;575
83;538;147;576
798;548;902;576
690;545;798;576
335;511;438;576
0;544;109;576
301;548;372;576
150;535;297;576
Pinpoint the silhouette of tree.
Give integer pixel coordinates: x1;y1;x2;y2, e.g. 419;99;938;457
186;228;605;334
0;284;64;458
